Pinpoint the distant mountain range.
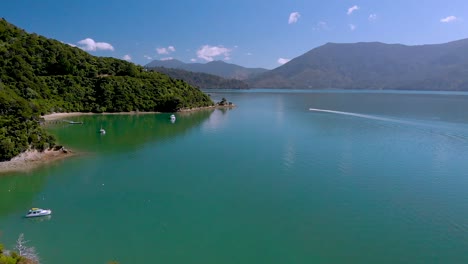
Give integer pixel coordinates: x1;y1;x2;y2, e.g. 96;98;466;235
147;39;468;91
145;59;268;80
249;39;468;90
148;67;248;89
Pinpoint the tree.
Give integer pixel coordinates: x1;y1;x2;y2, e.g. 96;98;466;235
218;97;227;106
14;234;39;264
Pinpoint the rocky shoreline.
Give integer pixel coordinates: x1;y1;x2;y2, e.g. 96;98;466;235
0;147;73;174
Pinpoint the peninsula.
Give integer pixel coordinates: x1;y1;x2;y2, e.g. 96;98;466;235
0;18;214;169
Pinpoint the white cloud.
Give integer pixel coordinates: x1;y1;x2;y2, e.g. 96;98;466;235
65;42;77;47
156;48;168;54
349;24;357;31
313;21;329;31
157;46;176;54
122;54;132;61
144;55;152;60
77;38;114;51
278;58;290;65
190;58;197;62
347;5;359;15
161;57;174;61
246;52;253;56
288;12;301;24
224;56;231;61
196;45;231;61
369;14;377;21
440;16;458;23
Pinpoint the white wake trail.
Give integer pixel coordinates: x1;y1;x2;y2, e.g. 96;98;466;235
309;108;468;143
308;108;416;125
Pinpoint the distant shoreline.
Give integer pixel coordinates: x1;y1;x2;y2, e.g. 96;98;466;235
41;105;235;121
179;104;236;112
42;111;160;121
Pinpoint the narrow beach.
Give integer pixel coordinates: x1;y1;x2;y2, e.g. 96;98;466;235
42;111;160;121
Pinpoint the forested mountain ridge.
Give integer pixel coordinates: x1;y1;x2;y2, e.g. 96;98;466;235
148;67;249;89
248;40;468;90
146;59;268;80
0;18;213;161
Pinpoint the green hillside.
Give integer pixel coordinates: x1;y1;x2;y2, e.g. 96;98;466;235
146;59;268;80
249;40;468;90
0;18;213;161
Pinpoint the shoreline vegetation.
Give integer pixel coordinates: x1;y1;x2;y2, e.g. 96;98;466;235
0;17;236;176
0;18;216;170
0;103;235;175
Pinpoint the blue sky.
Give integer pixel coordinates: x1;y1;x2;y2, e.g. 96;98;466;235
2;0;468;69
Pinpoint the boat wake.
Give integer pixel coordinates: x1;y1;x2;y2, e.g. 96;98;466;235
308;108;417;125
308;108;468;143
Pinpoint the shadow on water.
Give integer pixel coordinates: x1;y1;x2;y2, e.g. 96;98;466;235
24;215;52;223
45;110;214;154
0;110;214;218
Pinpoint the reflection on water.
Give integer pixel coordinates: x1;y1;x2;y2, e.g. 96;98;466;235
282;140;296;169
1;91;468;264
0;110;215;218
46;111;214;154
202;109;230;133
25;215;52;223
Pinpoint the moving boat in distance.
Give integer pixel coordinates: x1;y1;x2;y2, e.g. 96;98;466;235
25;208;52;218
170;114;176;123
100;126;106;134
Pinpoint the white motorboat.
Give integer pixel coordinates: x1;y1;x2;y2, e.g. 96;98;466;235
25;208;52;218
170;114;176;123
100;126;106;134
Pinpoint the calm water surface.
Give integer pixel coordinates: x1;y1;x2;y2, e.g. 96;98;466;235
1;90;468;263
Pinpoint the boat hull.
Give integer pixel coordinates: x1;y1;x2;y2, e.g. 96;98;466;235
25;209;52;218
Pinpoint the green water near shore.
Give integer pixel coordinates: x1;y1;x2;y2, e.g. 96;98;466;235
1;90;468;263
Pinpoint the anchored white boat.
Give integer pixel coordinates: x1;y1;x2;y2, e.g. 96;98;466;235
100;126;106;134
170;114;176;123
25;208;52;218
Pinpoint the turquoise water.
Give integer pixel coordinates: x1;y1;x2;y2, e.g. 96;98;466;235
1;90;468;263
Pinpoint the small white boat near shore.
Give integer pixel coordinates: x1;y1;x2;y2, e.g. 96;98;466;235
170;114;176;123
100;126;106;134
25;208;52;218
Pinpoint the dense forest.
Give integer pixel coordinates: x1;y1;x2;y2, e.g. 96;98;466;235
148;66;249;89
0;18;213;161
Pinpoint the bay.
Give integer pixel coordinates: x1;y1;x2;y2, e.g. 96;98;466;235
1;89;468;263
